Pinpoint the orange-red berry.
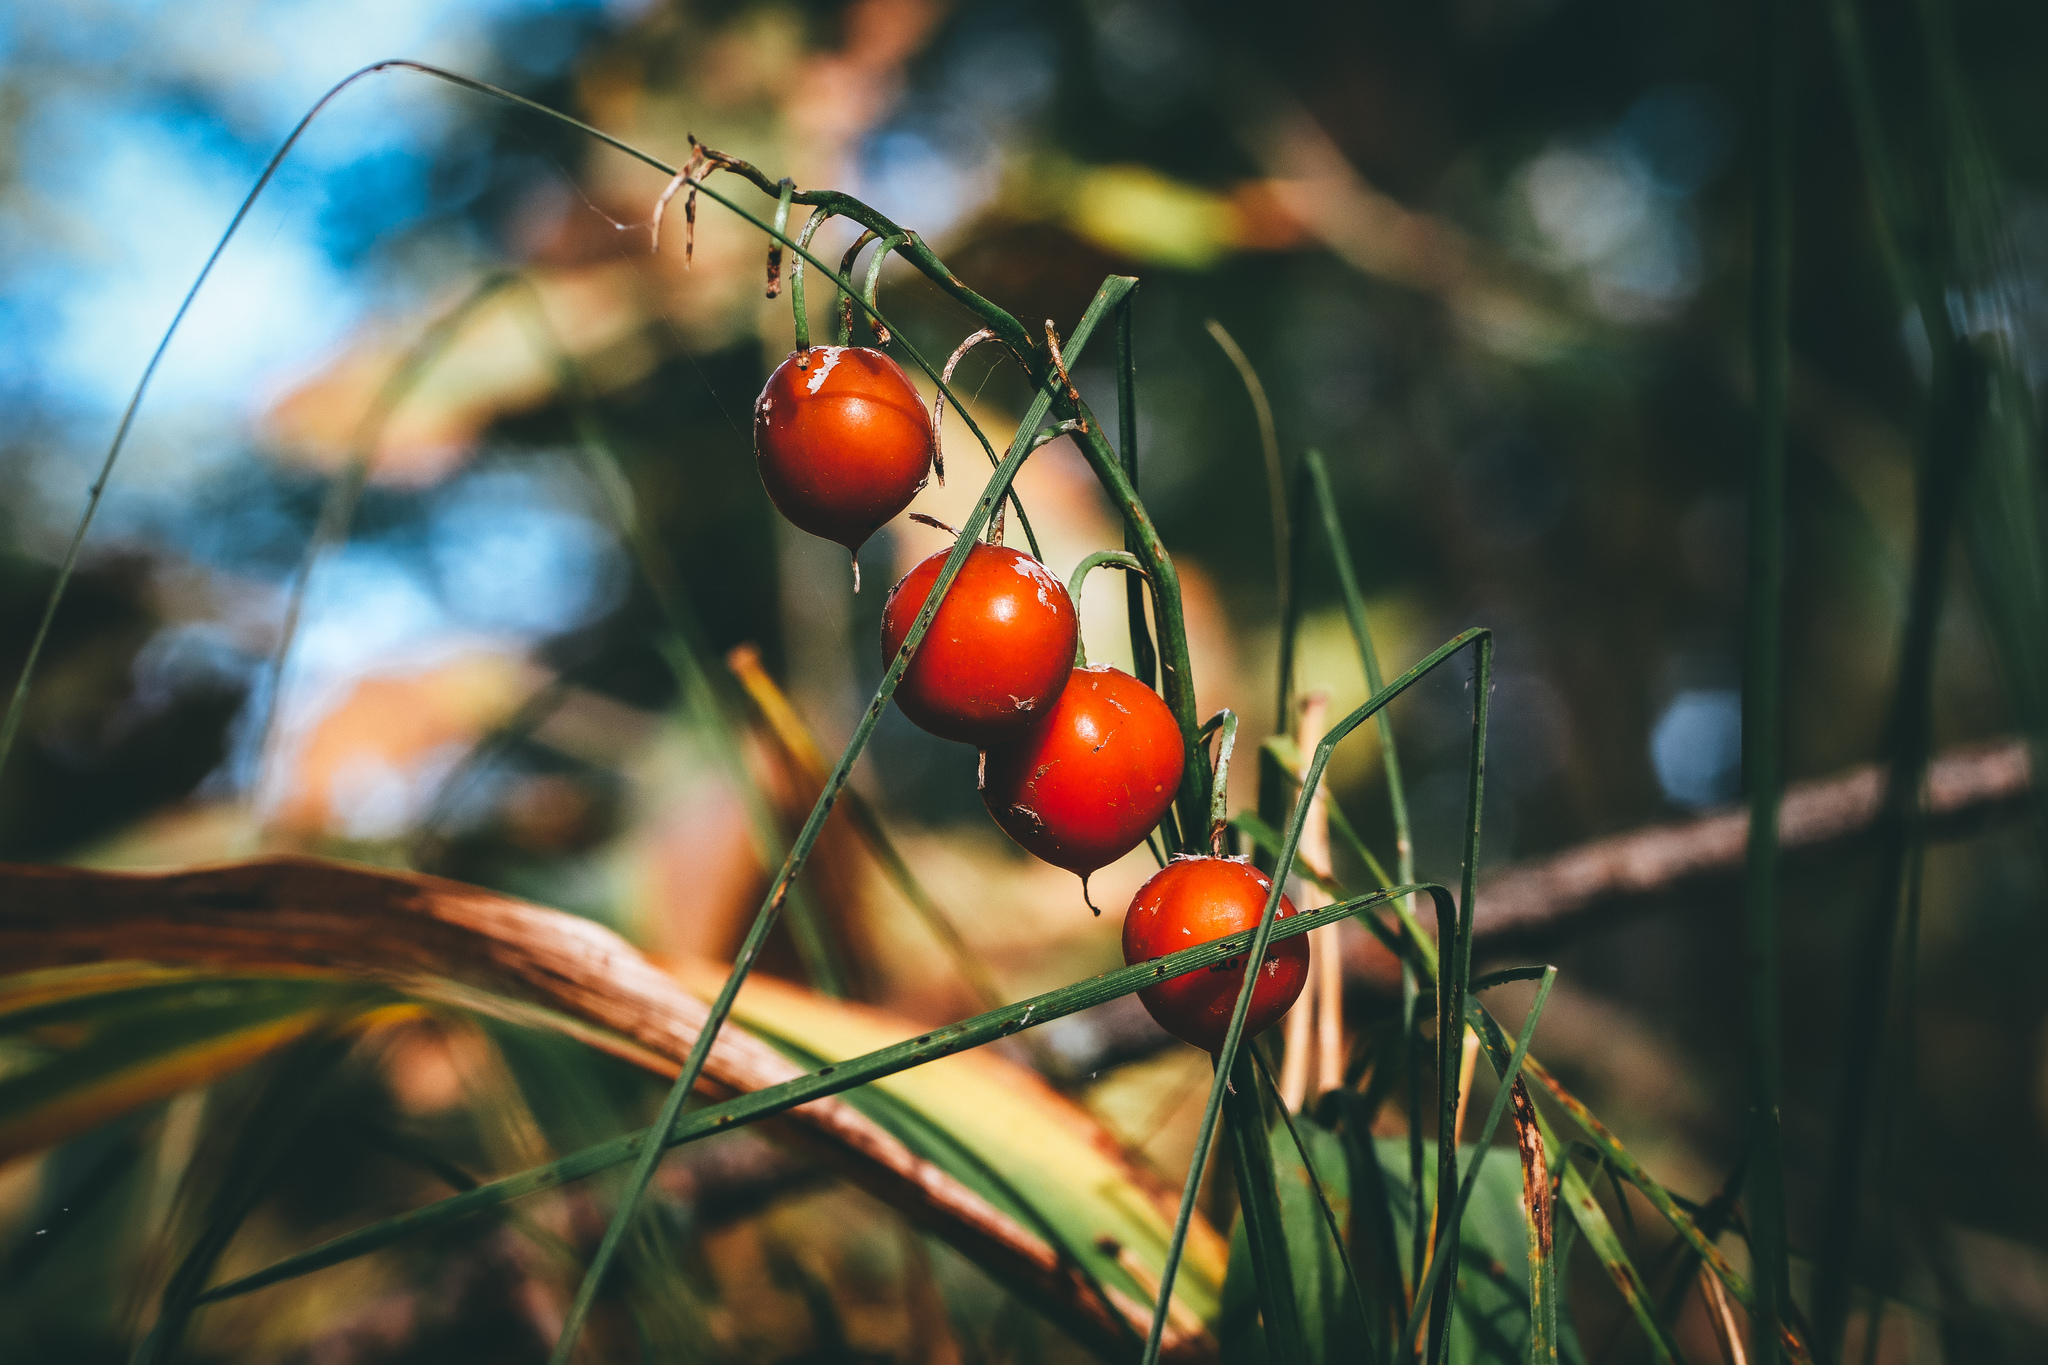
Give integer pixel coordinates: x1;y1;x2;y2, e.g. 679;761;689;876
1121;856;1309;1052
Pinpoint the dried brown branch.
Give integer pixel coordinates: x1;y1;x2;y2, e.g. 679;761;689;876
1467;737;2033;952
0;856;1215;1363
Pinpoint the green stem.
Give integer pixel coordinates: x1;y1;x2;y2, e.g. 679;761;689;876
788;207;833;351
1064;419;1205;854
1066;550;1148;667
1202;709;1239;854
1743;0;1795;1358
1224;1048;1309;1364
863;233;909;344
1404;968;1555;1347
1204;319;1286;622
1116;295;1158;691
766;178;793;298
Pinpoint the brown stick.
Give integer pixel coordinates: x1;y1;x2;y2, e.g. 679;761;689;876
0;856;1217;1363
1467;737;2032;951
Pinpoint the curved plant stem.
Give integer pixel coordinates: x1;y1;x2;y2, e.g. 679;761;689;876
835;229;880;345
786;206;835;351
862;233;909;344
1067;550;1148;667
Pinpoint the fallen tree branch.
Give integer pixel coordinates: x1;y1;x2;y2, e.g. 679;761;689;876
1468;736;2033;952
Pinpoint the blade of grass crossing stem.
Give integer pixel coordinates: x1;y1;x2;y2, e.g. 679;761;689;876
1426;631;1491;1365
1405;968;1554;1352
1466;1004;1682;1365
546;274;1138;1365
0;59;1055;784
510;285;847;996
198;891;1394;1306
1117;294;1158;691
1139;628;1488;1365
1251;1046;1378;1357
1743;0;1795;1359
1224;1048;1310;1363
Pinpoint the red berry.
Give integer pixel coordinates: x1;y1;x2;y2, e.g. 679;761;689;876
1121;857;1309;1052
980;664;1184;881
880;543;1078;745
754;346;932;553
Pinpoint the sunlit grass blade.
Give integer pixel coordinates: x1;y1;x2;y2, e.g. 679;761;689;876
1138;626;1488;1365
194;889;1387;1307
548;273;1138;1365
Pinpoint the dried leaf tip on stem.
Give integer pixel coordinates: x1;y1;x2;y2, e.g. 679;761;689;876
649;136;719;263
1044;321;1086;431
934;327;1002;486
765;178;794;299
907;512;959;537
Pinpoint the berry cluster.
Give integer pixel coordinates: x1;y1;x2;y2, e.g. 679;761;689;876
755;343;1306;1051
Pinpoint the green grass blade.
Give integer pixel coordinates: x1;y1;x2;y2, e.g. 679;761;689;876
1406;968;1555;1348
1116;293;1158;690
1465;1006;1680;1365
1225;1049;1310;1364
1301;450;1414;888
1743;0;1796;1358
1139;627;1488;1365
195;889;1390;1306
546;272;1138;1365
1203;320;1286;623
1251;1047;1378;1361
1426;631;1491;1364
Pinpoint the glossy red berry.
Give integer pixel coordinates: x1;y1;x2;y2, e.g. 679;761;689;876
753;346;932;554
880;543;1078;745
980;664;1184;884
1121;857;1309;1053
